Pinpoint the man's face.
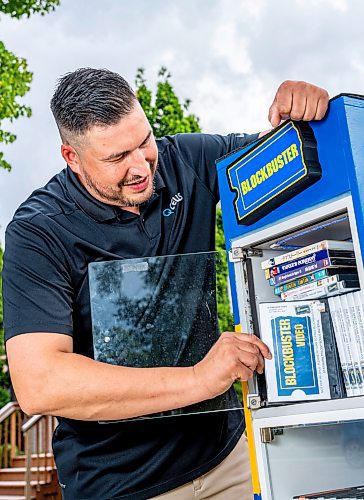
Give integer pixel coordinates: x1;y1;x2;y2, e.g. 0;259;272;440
67;102;158;210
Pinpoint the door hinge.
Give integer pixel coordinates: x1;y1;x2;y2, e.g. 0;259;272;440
247;393;262;409
230;247;263;262
260;427;274;443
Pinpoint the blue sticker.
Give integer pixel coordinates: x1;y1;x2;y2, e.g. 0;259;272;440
271;315;319;395
227;122;313;224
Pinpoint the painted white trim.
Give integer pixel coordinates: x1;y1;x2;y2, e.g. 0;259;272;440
231;193;364;498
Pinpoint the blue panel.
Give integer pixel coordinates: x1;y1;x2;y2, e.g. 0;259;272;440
226;122;320;225
217;96;364;267
340;98;364;264
218;95;364;500
227;258;240;326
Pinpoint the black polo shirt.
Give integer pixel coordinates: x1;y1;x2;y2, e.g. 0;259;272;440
3;132;257;500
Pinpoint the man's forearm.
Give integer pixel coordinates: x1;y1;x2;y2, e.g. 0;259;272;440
17;352;207;420
8;330;270;420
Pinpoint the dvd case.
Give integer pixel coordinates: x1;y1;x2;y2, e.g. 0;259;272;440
328;296;352;397
347;293;364;394
282;281;359;301
264;249;356;280
259;301;344;403
329;296;359;396
274;270;359;295
261;240;354;269
339;294;364;395
268;260;357;286
353;292;364;394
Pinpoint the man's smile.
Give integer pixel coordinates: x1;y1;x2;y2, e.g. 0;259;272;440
123;175;149;192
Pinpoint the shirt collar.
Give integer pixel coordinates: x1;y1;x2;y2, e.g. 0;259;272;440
65;165;166;222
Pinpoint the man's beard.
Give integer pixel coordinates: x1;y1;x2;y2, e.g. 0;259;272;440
82;162;156;207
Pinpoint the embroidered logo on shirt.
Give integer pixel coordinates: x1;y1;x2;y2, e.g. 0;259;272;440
163;193;183;217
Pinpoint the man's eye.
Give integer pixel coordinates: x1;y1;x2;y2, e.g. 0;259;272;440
141;137;151;148
110;155;126;163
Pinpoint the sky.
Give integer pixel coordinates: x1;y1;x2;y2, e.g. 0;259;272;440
1;0;364;244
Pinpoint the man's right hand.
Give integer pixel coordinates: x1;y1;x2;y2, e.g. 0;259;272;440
193;332;272;399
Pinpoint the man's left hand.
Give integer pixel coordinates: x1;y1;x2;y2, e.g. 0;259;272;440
268;80;329;128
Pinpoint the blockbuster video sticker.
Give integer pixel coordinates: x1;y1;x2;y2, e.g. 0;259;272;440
226;121;322;225
272;315;319;395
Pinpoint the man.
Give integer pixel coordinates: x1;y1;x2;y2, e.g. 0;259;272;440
2;68;329;499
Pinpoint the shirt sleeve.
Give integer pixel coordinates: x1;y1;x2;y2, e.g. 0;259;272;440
2;218;74;341
168;132;259;202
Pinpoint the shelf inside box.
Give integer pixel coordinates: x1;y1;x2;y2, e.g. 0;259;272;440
247;209;358;307
251;211;352;252
252;394;364;422
243;207;362;408
257;417;364;500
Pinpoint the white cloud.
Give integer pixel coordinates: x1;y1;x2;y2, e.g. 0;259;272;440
1;0;364;243
297;0;348;11
212;24;252;75
193;74;271;134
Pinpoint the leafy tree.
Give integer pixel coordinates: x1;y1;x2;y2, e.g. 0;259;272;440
0;1;60;405
215;210;234;332
135;67;201;138
0;0;59;171
135;67;233;334
0;42;32;171
0;0;59;17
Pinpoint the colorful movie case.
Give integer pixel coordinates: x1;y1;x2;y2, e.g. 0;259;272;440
259;300;344;403
262;240;354;269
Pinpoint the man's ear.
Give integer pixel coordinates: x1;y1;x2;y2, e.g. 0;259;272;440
61;144;81;174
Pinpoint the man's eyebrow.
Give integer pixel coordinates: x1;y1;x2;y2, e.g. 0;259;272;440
101;130;152;162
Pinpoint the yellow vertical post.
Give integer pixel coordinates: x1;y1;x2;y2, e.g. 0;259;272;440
236;324;261;500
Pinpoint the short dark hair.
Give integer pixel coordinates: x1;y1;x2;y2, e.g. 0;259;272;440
50;68;136;143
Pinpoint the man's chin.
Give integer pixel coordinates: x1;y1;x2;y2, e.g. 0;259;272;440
121;186;154;208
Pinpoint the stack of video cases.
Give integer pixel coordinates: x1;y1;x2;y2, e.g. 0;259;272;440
292;484;364;499
328;292;364;396
262;240;359;301
258;240;362;404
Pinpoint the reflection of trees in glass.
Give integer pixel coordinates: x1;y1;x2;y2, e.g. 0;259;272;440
216;210;234;332
89;252;242;418
90;253;219;369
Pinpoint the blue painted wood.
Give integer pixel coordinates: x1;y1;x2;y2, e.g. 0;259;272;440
217;95;364;266
340;97;364;266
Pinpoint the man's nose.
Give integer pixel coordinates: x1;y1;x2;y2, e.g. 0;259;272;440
126;148;150;175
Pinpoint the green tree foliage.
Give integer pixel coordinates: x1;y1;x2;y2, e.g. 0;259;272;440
135;67;201;138
0;0;59;170
0;42;32;171
215;209;234;333
0;245;10;407
216;210;240;399
0;1;59;405
135;68;233;334
0;0;59;18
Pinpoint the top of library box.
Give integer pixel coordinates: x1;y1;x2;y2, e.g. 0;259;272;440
216;94;364;248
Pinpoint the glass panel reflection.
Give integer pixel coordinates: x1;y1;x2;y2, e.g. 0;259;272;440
88;251;242;421
265;420;364;499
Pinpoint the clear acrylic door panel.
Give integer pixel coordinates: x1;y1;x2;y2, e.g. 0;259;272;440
264;419;364;499
88;251;243;422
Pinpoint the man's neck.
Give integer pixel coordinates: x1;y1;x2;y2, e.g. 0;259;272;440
121;205;140;215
